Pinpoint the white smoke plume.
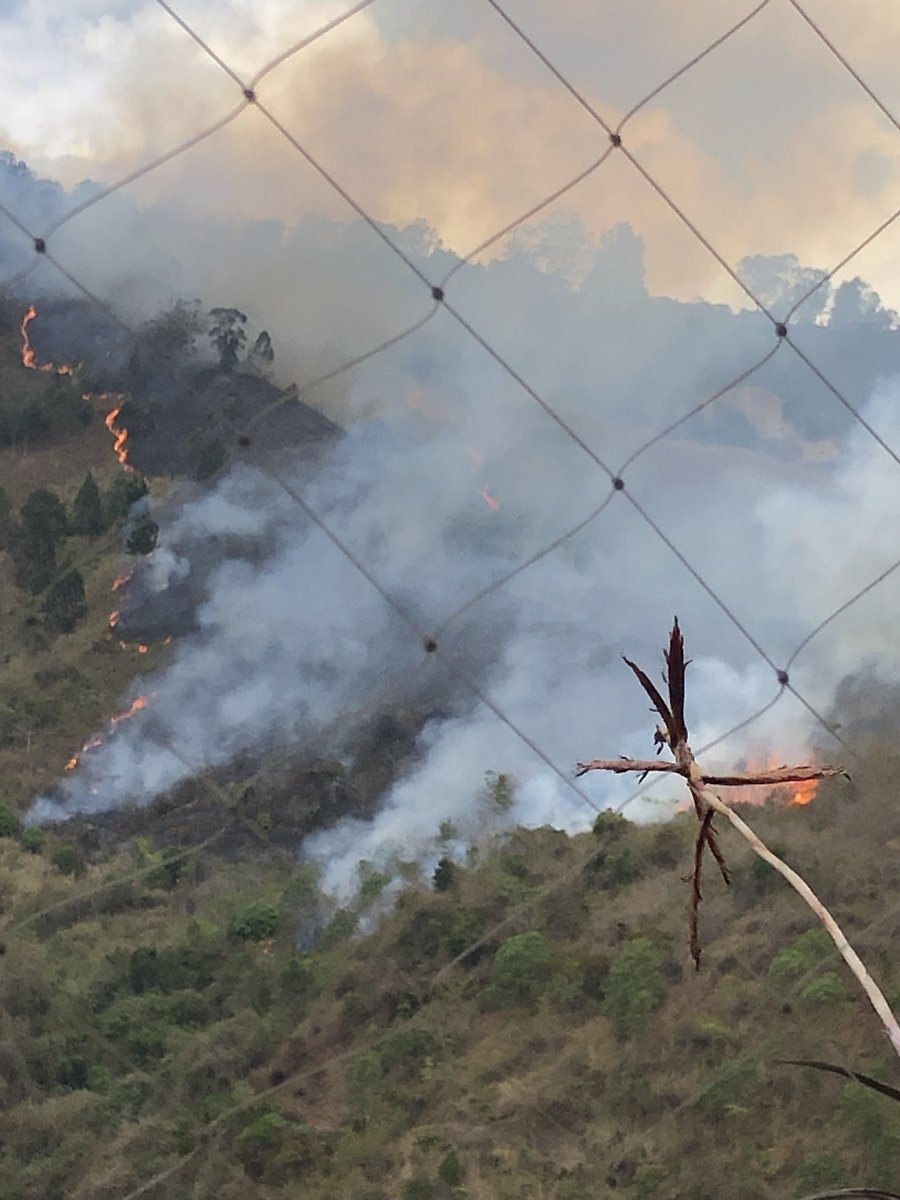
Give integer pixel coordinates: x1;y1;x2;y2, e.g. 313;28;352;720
12;174;900;897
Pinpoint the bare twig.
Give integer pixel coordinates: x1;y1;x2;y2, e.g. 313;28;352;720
576;758;846;786
579;620;900;1061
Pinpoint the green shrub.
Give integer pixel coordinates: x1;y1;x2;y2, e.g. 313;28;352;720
234;1110;290;1178
438;1149;462;1186
768;927;835;982
320;907;357;947
488;930;553;1007
379;1028;440;1081
230;900;280;941
20;825;45;852
602;937;667;1036
432;856;456;891
0;801;21;837
798;971;849;1007
592;808;629;842
50;843;84;876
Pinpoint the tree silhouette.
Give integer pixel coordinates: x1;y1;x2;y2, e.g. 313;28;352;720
72;472;105;537
208;307;247;373
43;568;87;632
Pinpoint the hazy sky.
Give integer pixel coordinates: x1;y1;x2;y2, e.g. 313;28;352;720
4;1;900;305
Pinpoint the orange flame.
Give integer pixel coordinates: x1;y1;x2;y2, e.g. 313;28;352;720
112;568;134;592
109;610;120;629
468;447;500;511
63;695;152;771
110;694;149;726
103;400;129;467
728;751;819;808
20;304;79;374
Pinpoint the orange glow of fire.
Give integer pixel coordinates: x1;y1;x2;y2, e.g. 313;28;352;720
110;694;149;726
468;447;501;511
63;694;152;771
729;752;819;809
112;568;134;592
109;610;120;629
102;399;129;467
20;304;79;375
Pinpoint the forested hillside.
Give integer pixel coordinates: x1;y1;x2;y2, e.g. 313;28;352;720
1;293;899;1200
1;755;899;1199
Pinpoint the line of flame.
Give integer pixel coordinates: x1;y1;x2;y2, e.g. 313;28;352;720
63;694;153;771
102;399;129;467
20;304;79;374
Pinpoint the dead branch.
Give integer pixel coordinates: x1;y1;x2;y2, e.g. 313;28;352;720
579;619;900;1062
576;758;846;786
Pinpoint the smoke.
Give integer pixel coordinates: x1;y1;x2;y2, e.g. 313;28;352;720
13;151;900;895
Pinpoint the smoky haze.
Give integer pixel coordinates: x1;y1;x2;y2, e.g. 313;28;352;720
7;152;900;893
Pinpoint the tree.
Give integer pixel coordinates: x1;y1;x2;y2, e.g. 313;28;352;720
489;930;553;1007
229;900;280;941
20;488;68;542
138;299;201;364
0;802;20;838
208;307;247;373
104;474;148;525
126;517;158;555
51;843;84;877
602;937;667;1036
247;330;274;374
432;856;456;892
42;569;87;633
71;472;105;537
10;488;68;591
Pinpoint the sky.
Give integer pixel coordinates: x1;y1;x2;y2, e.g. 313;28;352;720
4;0;900;303
7;1;900;890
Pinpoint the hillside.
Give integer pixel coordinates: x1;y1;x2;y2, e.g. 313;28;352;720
0;294;899;1200
0;723;899;1199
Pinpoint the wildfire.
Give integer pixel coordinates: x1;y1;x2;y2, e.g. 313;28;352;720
63;693;153;772
109;610;120;630
729;752;819;808
19;304;79;375
102;398;130;468
112;568;134;592
110;694;149;726
468;448;501;512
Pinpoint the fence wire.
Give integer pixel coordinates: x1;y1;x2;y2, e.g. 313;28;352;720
3;1;900;1192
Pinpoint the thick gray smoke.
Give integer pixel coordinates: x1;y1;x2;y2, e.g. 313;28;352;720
9;159;900;894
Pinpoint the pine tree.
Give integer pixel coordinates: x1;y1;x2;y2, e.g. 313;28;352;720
10;488;68;592
72;472;105;536
42;568;87;632
104;474;148;524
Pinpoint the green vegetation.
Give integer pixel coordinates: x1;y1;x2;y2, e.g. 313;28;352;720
0;297;897;1199
0;761;895;1200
